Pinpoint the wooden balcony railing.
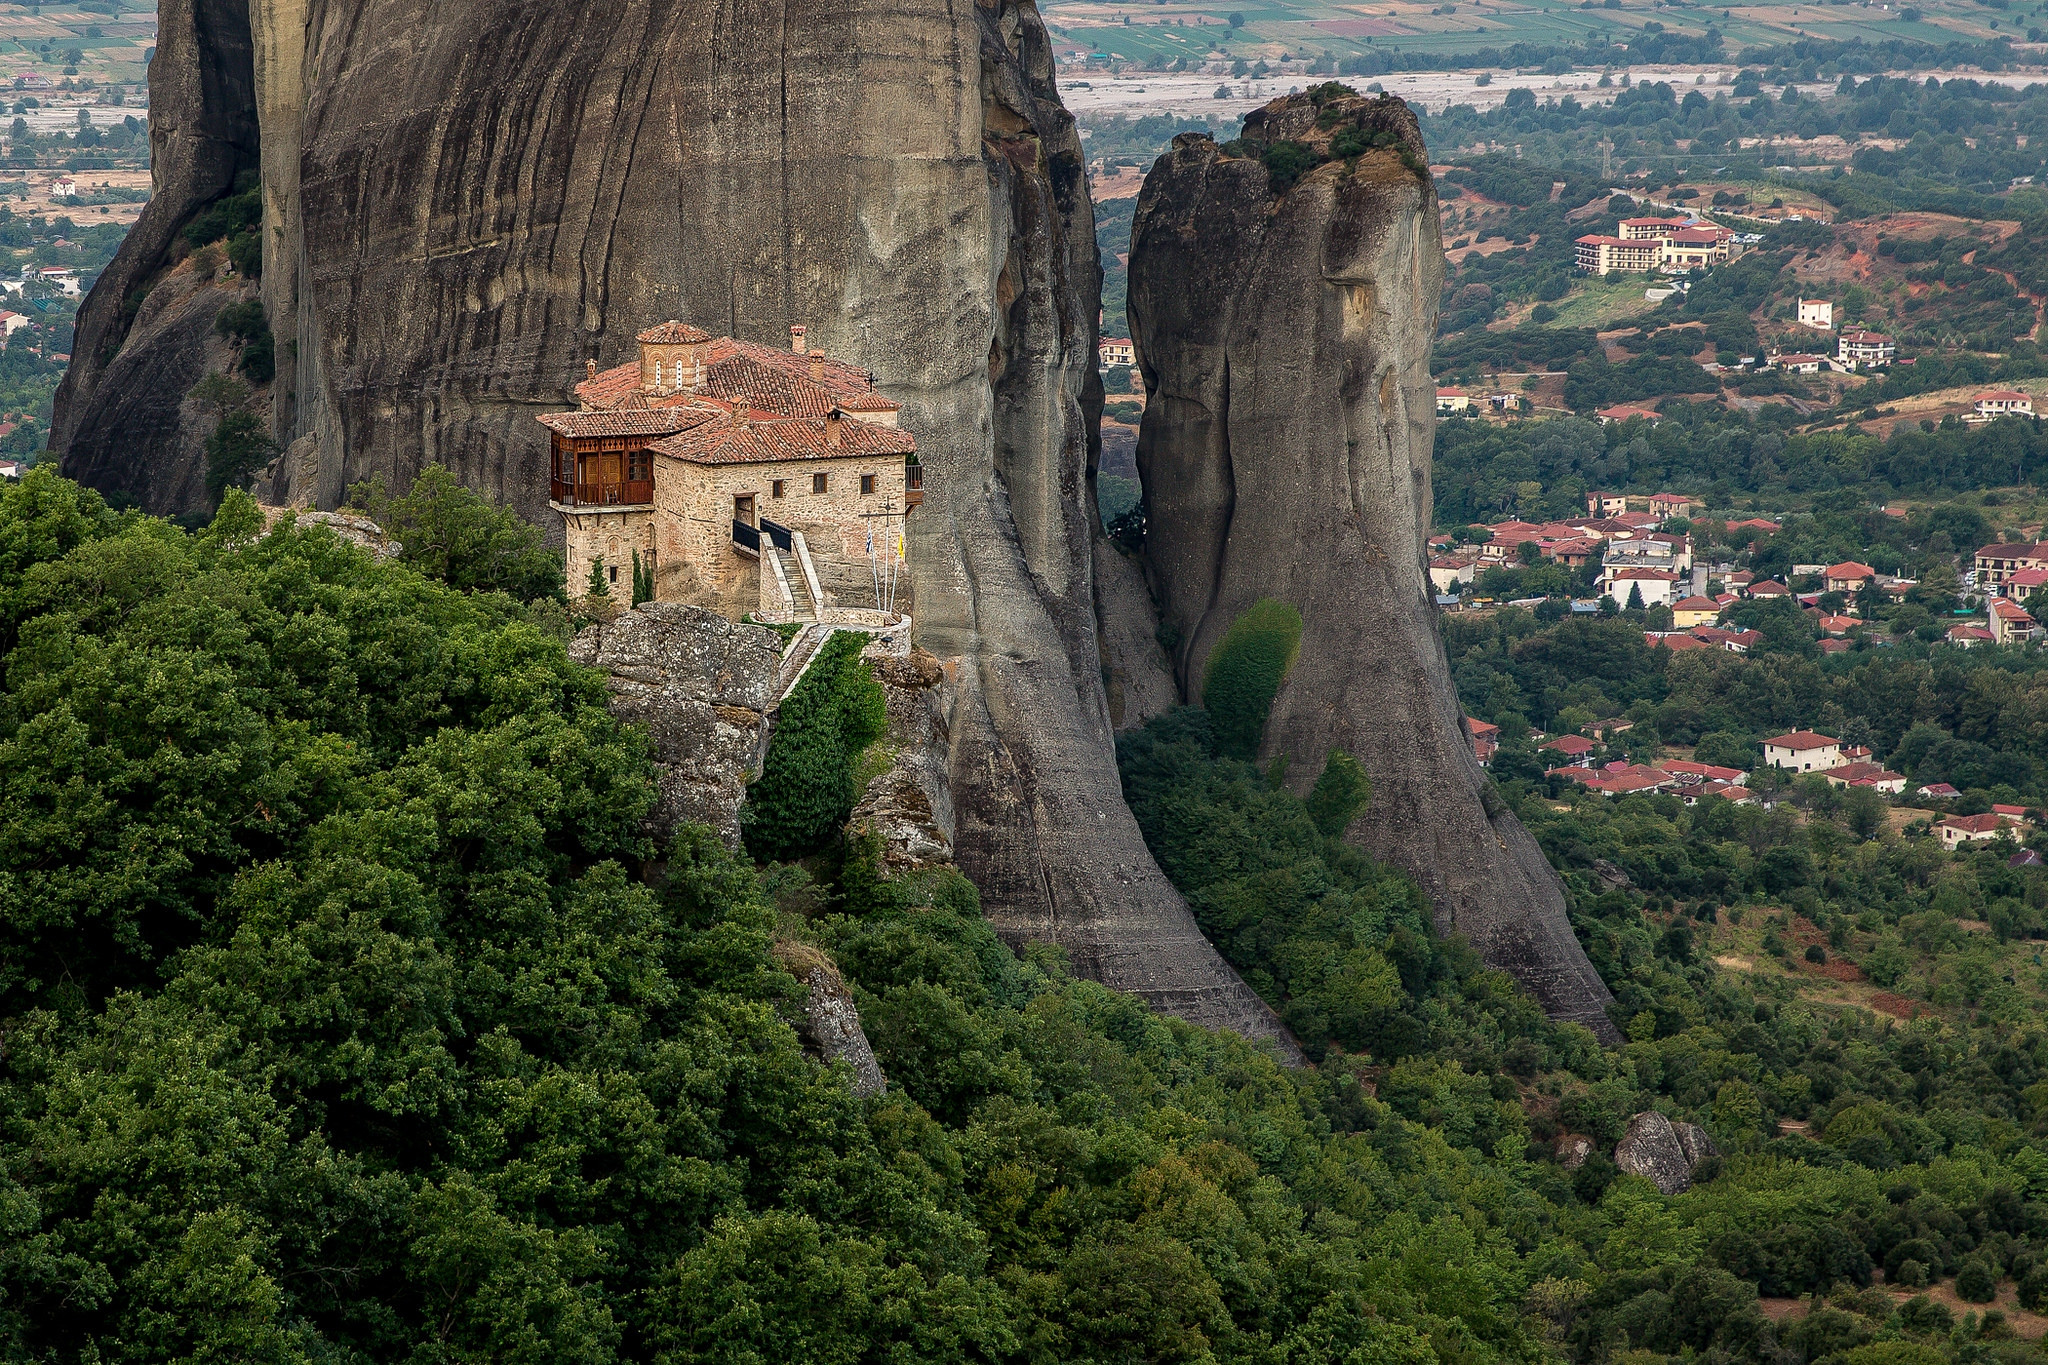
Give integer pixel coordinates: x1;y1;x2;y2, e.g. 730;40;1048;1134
551;478;654;508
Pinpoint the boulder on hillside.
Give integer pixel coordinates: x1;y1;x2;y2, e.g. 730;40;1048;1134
1615;1111;1720;1194
568;603;781;850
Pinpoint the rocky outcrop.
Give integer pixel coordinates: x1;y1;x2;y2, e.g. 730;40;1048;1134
1615;1111;1719;1194
567;603;781;850
774;943;887;1099
64;257;255;514
1125;91;1617;1040
50;0;1299;1058
851;639;956;876
54;0;258;511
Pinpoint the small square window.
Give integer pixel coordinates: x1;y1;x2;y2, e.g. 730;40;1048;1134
771;480;785;498
860;473;876;495
813;473;828;494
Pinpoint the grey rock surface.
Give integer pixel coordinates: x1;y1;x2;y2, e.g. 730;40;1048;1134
1615;1111;1716;1195
56;0;259;511
64;260;253;515
800;965;888;1100
568;603;781;850
851;644;957;875
1126;93;1617;1040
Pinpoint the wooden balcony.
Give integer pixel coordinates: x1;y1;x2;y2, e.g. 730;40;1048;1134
551;478;654;508
905;463;923;509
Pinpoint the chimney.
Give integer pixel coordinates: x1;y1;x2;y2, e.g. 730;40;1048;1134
585;358;598;381
790;324;807;353
826;408;843;449
809;349;825;382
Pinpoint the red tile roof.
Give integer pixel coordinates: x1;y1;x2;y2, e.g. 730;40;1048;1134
1764;731;1837;750
538;409;702;439
1541;734;1596;755
1943;813;2008;835
651;412;916;466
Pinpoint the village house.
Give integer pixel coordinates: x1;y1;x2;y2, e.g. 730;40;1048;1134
1436;388;1471;415
1998;565;2048;603
1939;813;2012;850
1797;298;1834;329
1670;594;1722;628
1430;555;1478;592
1540;734;1597;766
1745;579;1791;601
1098;337;1135;368
1585;490;1630;516
1573;234;1661;275
1991;596;2039;644
1822;561;1878;595
1763;730;1842;773
1647;492;1697;519
1971;390;2034;421
542;321;918;620
1837;329;1896;369
1947;623;1996;648
1974;540;2048;593
1466;719;1499;765
1603;566;1680;606
1918;782;1962;799
1823;762;1906;793
1773;353;1825;374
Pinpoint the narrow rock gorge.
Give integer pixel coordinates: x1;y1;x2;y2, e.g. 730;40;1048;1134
1125;91;1619;1038
60;0;1296;1055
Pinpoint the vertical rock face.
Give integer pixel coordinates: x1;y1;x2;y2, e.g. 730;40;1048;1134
1126;93;1617;1039
60;0;1296;1055
54;0;259;506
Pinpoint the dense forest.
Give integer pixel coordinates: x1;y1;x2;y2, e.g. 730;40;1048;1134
1433;409;2048;523
6;465;2048;1361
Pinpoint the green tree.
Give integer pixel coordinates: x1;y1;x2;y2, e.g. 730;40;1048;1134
351;464;565;601
742;631;887;861
1202;599;1304;760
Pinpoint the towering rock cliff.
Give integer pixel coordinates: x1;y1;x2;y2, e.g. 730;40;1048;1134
60;0;1297;1057
51;0;259;505
1126;91;1618;1038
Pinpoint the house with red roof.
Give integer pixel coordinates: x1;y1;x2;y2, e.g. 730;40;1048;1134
1991;596;2039;645
1466;718;1500;765
1763;731;1842;773
1823;562;1877;594
1997;565;2048;602
1972;390;2033;420
1540;734;1597;766
1947;623;1995;648
1940;813;2012;850
1823;763;1906;793
542;320;917;618
1671;594;1721;628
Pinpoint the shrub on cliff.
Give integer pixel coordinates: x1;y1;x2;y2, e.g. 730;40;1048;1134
743;631;887;861
348;464;565;602
1202;597;1302;759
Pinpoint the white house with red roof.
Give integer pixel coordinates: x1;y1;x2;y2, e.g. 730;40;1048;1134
1436;388;1471;415
1972;390;2033;420
1763;731;1842;773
